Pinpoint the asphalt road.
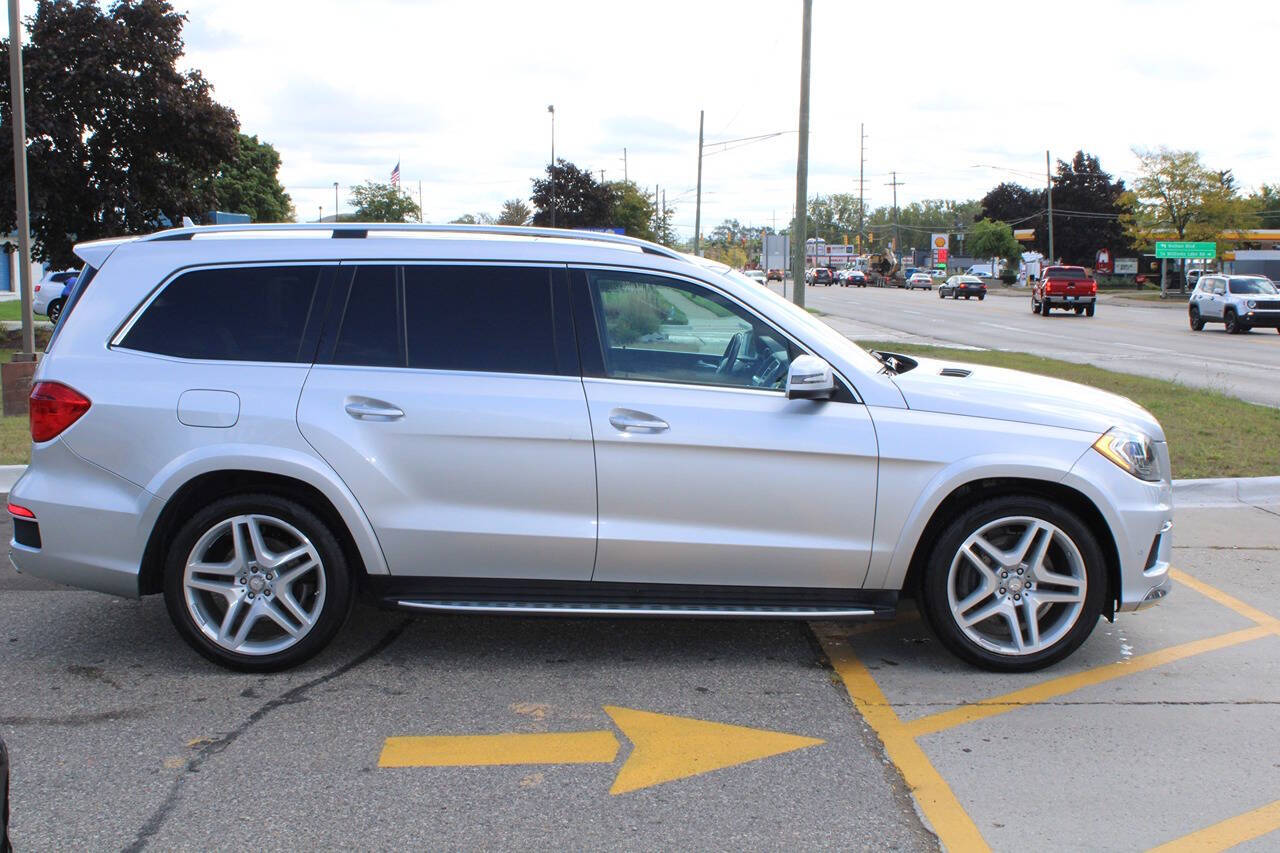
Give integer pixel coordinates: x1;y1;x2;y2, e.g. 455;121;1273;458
777;282;1280;408
4;501;1279;850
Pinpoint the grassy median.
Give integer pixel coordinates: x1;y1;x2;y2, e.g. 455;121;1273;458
858;341;1280;480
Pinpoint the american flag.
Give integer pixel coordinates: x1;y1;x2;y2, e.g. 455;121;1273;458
390;161;400;187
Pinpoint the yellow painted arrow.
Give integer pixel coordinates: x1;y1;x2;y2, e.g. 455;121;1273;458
378;706;824;794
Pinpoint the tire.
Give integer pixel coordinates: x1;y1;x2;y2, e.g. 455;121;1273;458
1041;302;1051;316
964;295;971;300
978;295;985;301
163;493;354;672
938;290;945;299
1189;307;1204;331
1085;304;1095;317
47;299;64;325
1225;309;1241;334
1031;297;1040;314
1074;306;1084;315
918;495;1106;672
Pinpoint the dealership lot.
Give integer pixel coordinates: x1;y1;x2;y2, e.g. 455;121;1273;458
2;503;1277;850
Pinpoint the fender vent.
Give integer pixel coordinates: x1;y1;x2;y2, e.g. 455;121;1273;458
939;367;972;378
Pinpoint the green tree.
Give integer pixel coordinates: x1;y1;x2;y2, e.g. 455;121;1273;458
350;181;421;222
607;181;657;241
449;212;494;225
967;218;1022;270
0;0;239;265
530;159;614;228
207;133;293;223
496;199;532;226
1047;151;1131;265
1251;184;1280;232
1120;148;1258;252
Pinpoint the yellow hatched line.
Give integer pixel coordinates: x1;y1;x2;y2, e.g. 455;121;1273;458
901;624;1274;738
812;623;991;853
1170;568;1280;629
1147;798;1280;852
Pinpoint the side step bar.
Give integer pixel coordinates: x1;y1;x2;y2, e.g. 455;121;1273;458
391;600;887;619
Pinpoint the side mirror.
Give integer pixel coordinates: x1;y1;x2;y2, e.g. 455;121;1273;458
786;355;835;400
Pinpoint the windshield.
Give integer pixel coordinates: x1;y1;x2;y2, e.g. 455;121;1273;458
1228;278;1277;295
717;269;883;373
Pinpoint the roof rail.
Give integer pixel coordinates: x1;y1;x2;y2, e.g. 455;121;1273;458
135;222;686;261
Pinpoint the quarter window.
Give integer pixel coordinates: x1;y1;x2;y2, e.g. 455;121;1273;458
120;265;326;362
588;271;795;391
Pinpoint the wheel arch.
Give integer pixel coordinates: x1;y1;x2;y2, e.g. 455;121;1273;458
900;477;1121;620
139;469;378;596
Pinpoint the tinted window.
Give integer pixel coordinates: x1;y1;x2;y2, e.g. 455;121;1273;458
404;265;557;374
1046;267;1087;279
121;265;324;362
333;265;400;367
1228;278;1277;295
589;270;795;391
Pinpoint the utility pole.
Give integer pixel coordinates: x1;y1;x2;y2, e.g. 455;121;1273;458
623;148;628;183
694;110;704;255
885;171;904;254
418;180;424;223
1046;150;1055;263
547;105;556;228
791;0;812;308
858;123;866;251
654;184;659;235
7;0;34;361
599;169;605;184
333;182;339;223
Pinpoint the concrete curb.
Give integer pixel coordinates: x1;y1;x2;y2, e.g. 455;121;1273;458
1173;476;1280;508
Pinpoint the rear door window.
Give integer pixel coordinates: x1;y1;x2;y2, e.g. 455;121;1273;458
119;265;329;362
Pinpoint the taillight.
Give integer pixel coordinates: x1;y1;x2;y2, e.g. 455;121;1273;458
7;502;34;518
29;382;91;442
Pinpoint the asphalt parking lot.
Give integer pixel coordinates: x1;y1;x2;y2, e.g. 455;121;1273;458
3;504;1278;851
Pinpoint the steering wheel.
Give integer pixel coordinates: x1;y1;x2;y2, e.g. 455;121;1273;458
717;330;752;376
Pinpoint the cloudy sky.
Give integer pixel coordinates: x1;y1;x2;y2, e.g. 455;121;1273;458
157;0;1279;236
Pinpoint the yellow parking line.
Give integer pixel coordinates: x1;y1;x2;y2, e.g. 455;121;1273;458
1170;568;1280;629
1147;798;1280;852
903;624;1274;738
813;624;991;852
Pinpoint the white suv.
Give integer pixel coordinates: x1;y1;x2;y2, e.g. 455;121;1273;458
9;225;1174;672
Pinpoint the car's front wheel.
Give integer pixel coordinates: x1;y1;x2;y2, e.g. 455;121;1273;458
47;298;64;324
1189;306;1205;331
919;496;1105;671
1225;309;1241;334
163;494;354;671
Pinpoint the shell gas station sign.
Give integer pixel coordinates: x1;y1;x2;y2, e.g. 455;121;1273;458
932;233;949;266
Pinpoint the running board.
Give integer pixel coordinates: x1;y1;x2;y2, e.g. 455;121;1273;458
366;576;898;620
391;600;886;619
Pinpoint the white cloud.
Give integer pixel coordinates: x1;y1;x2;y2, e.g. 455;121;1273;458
168;0;1277;233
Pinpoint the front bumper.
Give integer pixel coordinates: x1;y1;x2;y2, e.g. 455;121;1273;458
1238;310;1280;328
1064;443;1173;613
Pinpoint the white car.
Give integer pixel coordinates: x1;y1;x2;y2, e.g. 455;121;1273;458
33;269;78;321
9;224;1172;673
744;269;767;284
905;272;934;290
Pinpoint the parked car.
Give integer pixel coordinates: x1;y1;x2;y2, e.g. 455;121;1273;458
9;223;1172;674
805;267;833;286
930;269;947;280
33;268;78;319
1033;266;1097;317
1188;274;1280;334
940;275;987;300
905;273;934;290
46;273;78;324
766;268;784;282
744;270;767;285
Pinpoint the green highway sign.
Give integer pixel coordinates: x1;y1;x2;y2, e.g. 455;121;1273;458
1155;241;1216;259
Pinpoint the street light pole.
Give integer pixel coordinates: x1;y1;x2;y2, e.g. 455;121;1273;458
1046;150;1055;263
333;182;339;223
694;110;704;256
790;0;812;309
547;105;556;228
7;0;35;361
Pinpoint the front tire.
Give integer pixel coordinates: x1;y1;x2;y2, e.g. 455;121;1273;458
163;494;354;671
1225;310;1241;334
1190;307;1204;331
918;496;1106;672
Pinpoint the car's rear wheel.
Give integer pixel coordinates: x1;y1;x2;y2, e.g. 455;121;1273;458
47;298;64;324
163;494;353;671
919;496;1105;671
1041;302;1051;316
1189;306;1205;331
1085;304;1095;317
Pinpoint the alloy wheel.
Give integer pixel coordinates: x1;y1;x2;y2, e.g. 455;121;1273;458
946;516;1087;656
183;514;326;656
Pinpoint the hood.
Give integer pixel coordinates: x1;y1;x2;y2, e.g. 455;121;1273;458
889;356;1166;441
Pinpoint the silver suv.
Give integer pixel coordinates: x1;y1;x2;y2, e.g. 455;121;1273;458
9;224;1174;672
1189;274;1280;334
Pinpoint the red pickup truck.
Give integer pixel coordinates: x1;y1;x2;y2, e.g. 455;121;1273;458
1033;266;1097;317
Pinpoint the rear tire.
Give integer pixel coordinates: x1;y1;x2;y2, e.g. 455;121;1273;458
163;494;354;672
47;299;64;325
918;495;1106;672
1085;304;1095;317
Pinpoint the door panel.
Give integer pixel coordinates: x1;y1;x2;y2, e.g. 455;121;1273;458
296;263;596;580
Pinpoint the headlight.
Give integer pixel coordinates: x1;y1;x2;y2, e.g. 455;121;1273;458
1093;428;1161;481
1248;299;1257;309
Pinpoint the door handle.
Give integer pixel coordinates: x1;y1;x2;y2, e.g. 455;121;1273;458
609;408;669;433
344;398;404;421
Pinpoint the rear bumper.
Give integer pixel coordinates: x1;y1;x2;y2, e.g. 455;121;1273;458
1044;294;1096;306
8;438;160;598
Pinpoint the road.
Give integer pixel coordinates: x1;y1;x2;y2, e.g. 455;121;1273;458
4;502;1279;851
777;283;1280;408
